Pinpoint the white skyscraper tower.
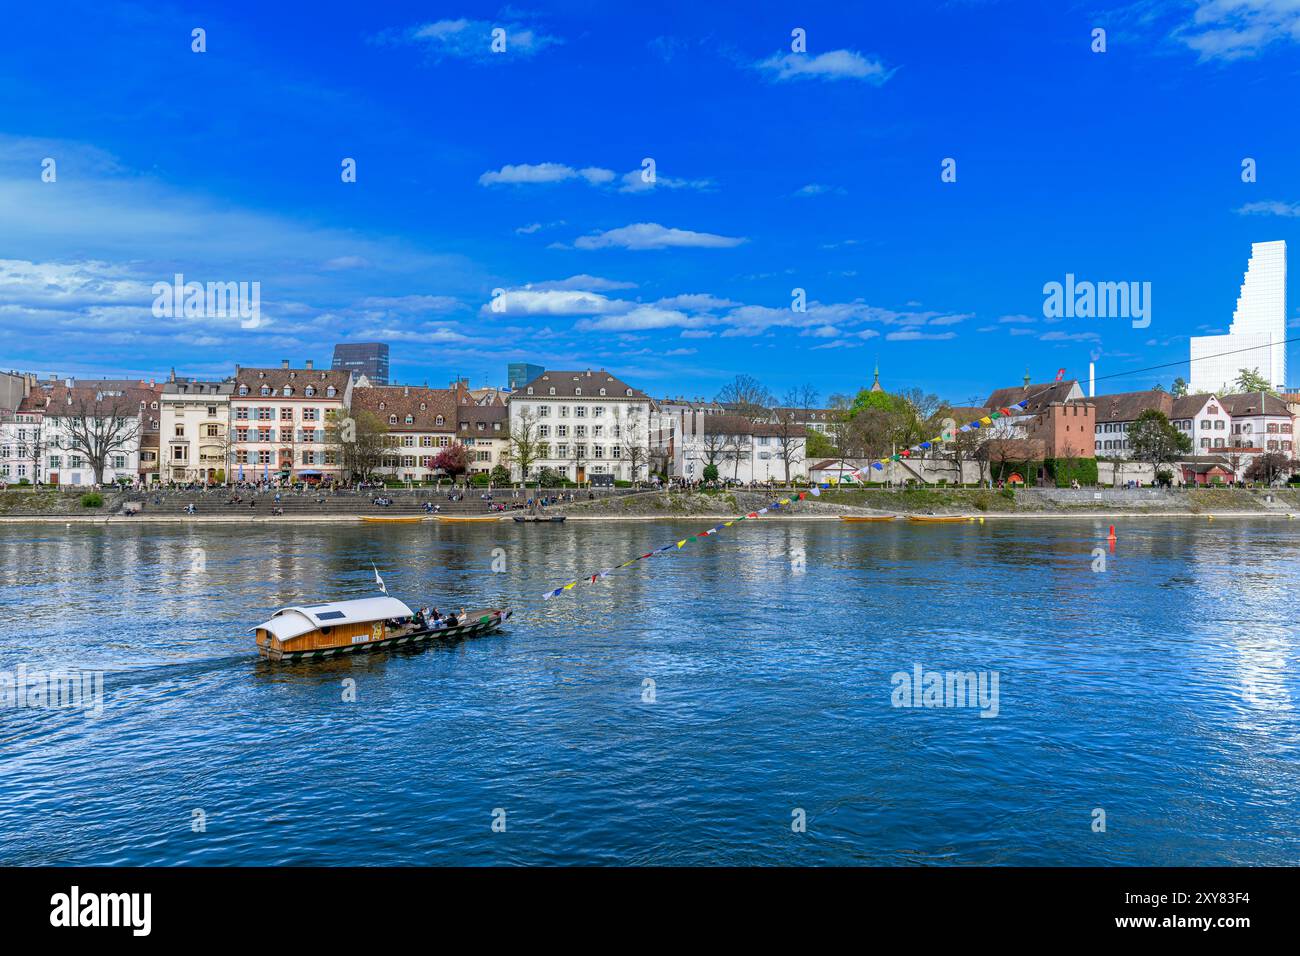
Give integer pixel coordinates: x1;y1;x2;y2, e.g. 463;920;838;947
1190;240;1287;394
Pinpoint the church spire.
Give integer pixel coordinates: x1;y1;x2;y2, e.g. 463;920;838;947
870;361;883;393
1023;366;1031;388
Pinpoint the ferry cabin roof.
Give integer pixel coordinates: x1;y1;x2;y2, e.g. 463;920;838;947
252;596;414;641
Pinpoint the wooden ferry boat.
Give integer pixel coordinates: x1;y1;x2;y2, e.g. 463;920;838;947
839;514;896;522
907;514;970;523
253;596;511;662
435;514;506;523
513;514;567;523
359;515;425;524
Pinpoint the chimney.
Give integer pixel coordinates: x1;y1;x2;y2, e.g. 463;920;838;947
404;385;410;397
305;359;314;370
281;359;290;370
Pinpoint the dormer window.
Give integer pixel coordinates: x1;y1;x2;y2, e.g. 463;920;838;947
326;386;336;397
575;387;582;396
625;389;632;396
238;385;248;395
435;415;444;426
388;415;397;425
527;387;534;395
599;388;606;396
405;415;414;424
420;403;427;411
305;386;316;396
283;386;292;396
260;386;270;396
548;387;556;395
379;402;386;410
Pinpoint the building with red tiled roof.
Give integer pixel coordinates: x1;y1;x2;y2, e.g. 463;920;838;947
349;383;457;482
230;361;353;482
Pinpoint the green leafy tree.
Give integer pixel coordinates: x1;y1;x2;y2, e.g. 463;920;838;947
1233;368;1274;394
1128;409;1192;474
702;463;719;482
1171;377;1189;397
805;429;835;460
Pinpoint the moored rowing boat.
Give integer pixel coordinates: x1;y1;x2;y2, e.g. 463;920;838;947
435;514;507;523
359;515;425;523
839;514;896;522
907;514;970;523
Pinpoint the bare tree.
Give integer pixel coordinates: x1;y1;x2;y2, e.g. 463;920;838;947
618;406;648;481
334;409;389;481
715;375;773;420
774;385;819;483
51;390;142;485
726;431;752;480
508;407;543;484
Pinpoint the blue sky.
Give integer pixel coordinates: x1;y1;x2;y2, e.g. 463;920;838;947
1;0;1298;403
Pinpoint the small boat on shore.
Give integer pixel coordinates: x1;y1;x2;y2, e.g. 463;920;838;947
359;515;425;524
435;514;506;523
907;514;970;523
253;596;510;662
513;514;567;523
840;514;896;522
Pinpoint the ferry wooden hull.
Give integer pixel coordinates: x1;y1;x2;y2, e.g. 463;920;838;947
359;515;425;523
907;514;970;523
257;609;511;662
435;515;506;523
839;514;896;522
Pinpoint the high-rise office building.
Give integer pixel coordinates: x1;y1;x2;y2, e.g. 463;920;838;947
1190;241;1287;394
331;342;390;385
508;363;545;391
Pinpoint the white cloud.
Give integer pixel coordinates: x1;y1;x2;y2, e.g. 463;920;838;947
1237;199;1300;217
757;49;895;84
480;288;629;317
573;222;746;251
577;306;711;331
479;162;613;186
618;169;715;193
531;274;638;292
998;313;1038;323
793;183;846;197
886;330;958;341
388;18;562;61
1174;0;1300;60
654;293;738;310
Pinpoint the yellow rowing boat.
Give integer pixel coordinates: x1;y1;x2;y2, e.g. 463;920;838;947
840;514;897;522
435;514;507;523
907;514;970;523
359;515;425;524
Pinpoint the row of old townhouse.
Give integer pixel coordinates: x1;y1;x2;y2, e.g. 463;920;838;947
6;358;1297;489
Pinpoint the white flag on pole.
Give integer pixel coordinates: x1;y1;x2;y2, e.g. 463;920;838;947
373;563;387;594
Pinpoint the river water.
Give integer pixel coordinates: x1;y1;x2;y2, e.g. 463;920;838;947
0;518;1296;865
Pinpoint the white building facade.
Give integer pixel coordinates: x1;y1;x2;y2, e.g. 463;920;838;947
160;380;234;483
508;369;651;483
1190;240;1288;394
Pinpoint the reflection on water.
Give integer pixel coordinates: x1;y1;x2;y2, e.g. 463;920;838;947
0;518;1297;865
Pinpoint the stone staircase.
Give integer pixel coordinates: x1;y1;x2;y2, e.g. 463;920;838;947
123;488;643;517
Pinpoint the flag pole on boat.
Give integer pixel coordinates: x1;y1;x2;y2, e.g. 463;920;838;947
373;563;387;594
